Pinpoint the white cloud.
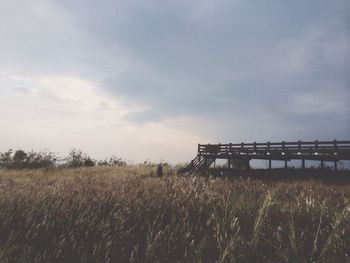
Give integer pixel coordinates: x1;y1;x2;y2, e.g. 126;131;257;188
0;72;206;162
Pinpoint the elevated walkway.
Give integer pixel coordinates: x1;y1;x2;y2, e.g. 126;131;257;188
185;140;350;174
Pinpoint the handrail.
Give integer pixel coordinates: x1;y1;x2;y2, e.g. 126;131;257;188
197;140;350;160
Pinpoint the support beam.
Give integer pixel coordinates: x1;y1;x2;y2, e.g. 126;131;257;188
302;159;305;169
245;159;250;169
268;159;272;169
284;160;288;169
334;161;337;171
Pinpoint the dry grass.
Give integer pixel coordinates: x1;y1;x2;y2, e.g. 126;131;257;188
0;166;349;262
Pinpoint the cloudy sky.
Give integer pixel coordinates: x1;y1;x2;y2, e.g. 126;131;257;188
0;0;349;163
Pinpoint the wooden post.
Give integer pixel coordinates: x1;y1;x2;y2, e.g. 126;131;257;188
302;159;305;169
245;159;250;169
334;140;338;171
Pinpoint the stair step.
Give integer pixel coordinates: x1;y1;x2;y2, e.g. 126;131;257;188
185;155;216;174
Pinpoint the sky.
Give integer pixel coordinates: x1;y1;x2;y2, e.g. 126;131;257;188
0;0;349;163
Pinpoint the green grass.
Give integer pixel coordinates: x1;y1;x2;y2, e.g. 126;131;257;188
0;167;349;262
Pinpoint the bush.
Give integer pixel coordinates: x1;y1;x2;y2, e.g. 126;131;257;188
65;149;95;168
0;149;56;169
0;150;13;169
97;156;126;167
25;150;57;169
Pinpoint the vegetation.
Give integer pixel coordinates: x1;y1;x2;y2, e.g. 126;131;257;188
0;149;127;170
0;149;57;170
0;166;349;262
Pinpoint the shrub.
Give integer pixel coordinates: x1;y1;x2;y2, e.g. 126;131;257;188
65;149;95;168
25;150;57;169
0;150;13;169
0;149;56;169
97;156;126;166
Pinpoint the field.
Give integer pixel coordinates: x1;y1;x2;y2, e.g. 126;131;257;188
0;166;349;263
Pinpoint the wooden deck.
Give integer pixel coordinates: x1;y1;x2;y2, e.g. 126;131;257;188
185;140;350;174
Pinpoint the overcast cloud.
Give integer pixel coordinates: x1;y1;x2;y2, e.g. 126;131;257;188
0;0;349;162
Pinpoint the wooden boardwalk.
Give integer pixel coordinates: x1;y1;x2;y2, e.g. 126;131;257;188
185;140;350;174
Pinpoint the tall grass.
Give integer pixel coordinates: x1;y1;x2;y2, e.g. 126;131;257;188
0;167;349;262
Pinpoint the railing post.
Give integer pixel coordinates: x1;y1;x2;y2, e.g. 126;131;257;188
315;140;318;152
333;139;338;153
302;159;305;169
253;142;257;152
267;141;270;152
333;140;338;170
268;159;272;169
198;144;200;154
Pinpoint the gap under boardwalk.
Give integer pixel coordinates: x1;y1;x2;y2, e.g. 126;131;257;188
205;168;350;183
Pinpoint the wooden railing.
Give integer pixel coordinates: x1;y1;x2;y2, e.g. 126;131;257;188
197;140;350;161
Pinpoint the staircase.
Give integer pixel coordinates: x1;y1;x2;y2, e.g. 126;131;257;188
184;155;216;174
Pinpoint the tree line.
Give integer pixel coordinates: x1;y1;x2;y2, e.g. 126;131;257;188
0;149;127;170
